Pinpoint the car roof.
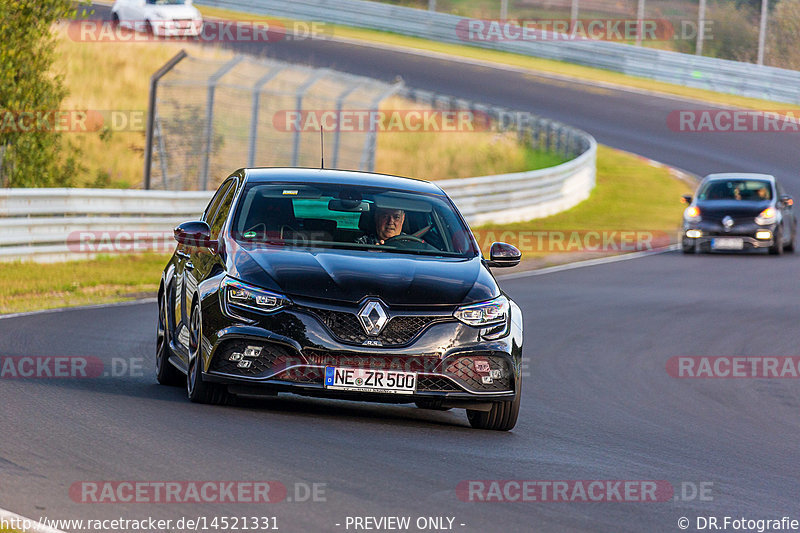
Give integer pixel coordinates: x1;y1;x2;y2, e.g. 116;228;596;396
241;168;446;195
703;172;775;182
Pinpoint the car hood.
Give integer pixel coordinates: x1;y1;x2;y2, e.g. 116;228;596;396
226;243;499;307
695;200;771;218
145;5;200;18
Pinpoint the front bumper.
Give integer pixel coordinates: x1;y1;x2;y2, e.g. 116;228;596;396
682;222;776;250
198;296;522;404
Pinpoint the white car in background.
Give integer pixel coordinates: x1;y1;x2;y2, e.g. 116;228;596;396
111;0;203;37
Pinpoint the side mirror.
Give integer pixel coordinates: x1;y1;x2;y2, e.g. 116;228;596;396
485;242;521;268
174;221;217;251
780;194;793;207
680;194;692;204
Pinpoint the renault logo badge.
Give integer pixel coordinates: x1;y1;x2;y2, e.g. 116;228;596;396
723;216;734;229
358;300;388;336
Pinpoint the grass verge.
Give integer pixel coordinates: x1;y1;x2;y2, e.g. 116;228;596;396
195;5;795;112
0;254;169;314
1;145;689;314
475;144;692;266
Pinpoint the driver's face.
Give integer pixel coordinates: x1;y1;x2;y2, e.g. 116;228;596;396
375;208;405;241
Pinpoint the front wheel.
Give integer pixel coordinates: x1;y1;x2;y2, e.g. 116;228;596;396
156;287;183;386
466;391;520;431
187;299;232;405
769;227;784;255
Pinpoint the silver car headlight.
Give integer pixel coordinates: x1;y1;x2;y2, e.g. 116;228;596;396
222;277;290;315
454;296;509;327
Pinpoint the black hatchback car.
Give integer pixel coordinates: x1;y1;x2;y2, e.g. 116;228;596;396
681;173;796;255
156;168;524;430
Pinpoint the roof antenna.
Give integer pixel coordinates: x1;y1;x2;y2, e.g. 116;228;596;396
320;126;324;169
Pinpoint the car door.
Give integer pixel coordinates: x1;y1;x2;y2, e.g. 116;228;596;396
173;180;233;356
185;178;238;308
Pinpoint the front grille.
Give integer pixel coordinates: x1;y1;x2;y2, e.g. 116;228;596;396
210;340;297;378
305;308;448;346
445;355;512;392
416;375;462;392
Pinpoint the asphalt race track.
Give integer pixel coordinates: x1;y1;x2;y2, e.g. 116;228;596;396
2;6;799;533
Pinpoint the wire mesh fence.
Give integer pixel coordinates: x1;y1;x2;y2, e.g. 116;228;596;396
148;54;401;191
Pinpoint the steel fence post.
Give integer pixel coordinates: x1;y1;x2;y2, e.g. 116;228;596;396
248;67;285;168
144;50;186;190
291;69;330;167
360;81;404;172
331;81;362;169
200;56;243;190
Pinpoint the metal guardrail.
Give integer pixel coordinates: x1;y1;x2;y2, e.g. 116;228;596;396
0;131;596;260
196;0;800;105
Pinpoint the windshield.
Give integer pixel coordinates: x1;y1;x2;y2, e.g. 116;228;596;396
697;179;773;201
230;183;478;257
146;0;187;5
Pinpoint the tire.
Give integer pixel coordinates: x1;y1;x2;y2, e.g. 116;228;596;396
681;238;695;254
466;390;520;431
784;227;795;253
111;12;120;26
145;20;154;35
156;285;183;386
769;227;784;255
187;299;232;405
414;399;452;411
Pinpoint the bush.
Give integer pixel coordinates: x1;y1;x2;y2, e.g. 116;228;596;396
0;0;88;187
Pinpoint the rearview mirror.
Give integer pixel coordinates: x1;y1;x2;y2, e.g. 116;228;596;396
780;194;794;207
485;242;521;268
174;221;217;251
681;194;692;204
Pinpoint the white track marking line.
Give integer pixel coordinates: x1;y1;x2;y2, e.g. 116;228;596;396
0;507;66;533
497;244;679;280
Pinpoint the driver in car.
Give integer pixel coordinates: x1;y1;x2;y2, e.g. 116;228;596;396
357;207;405;245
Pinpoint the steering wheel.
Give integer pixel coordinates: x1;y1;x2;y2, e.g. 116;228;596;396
384;234;426;244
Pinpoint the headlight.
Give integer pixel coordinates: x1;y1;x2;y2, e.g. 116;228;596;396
755;207;777;225
222;277;290;315
454;296;509;327
684;206;701;223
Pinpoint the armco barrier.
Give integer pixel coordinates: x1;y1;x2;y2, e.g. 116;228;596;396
196;0;800;105
0;135;596;261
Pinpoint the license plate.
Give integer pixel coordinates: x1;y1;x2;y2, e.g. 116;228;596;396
324;367;417;394
712;238;744;250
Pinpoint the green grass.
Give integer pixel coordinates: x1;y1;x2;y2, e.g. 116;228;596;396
475;145;692;261
0;254;169;314
196;5;794;111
